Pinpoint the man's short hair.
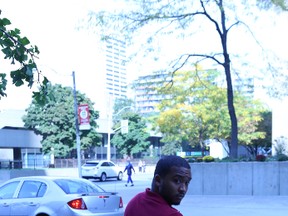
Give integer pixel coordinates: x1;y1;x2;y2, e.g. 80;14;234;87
154;155;191;177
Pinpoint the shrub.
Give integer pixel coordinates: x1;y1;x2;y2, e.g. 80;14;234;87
219;157;239;162
256;154;266;162
274;136;287;155
184;156;198;163
266;156;277;162
203;156;214;162
277;154;288;161
196;157;203;162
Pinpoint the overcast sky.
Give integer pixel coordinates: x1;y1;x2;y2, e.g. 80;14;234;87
0;0;287;111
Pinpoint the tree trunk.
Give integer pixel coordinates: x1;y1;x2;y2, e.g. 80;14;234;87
224;62;238;158
220;0;238;159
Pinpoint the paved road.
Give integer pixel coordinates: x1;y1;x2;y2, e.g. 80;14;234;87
95;171;288;216
177;195;288;216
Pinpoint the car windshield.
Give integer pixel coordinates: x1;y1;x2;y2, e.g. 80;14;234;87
0;181;20;199
54;179;104;194
83;162;99;167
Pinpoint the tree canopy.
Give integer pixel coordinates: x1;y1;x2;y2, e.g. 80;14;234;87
112;97;135;122
22;84;101;157
154;69;267;156
111;98;150;157
257;0;288;11
86;0;286;158
0;12;49;104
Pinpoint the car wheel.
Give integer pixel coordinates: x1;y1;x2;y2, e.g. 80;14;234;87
100;173;107;181
117;172;123;181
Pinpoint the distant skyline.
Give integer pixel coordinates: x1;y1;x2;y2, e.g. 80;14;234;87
0;0;287;111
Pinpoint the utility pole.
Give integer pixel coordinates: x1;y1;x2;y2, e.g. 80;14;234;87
107;103;112;161
72;71;82;178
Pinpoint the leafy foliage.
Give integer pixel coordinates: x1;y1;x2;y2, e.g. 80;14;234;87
273;136;288;156
154;69;267;155
161;141;182;155
113;97;135;115
112;97;135;125
88;0;247;158
0;12;50;104
203;155;215;162
245;111;272;156
87;0;287;159
257;0;288;11
22;84;101;157
111;99;150;157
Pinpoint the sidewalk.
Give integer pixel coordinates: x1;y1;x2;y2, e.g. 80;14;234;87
176;195;288;216
120;171;288;216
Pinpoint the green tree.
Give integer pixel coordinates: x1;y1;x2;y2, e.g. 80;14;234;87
257;0;288;11
0;12;49;104
155;69;266;156
112;97;135;122
22;84;101;157
87;0;287;159
111;98;150;157
248;111;272;156
161;141;181;156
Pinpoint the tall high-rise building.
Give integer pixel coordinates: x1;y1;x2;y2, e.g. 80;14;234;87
133;73;169;115
105;38;127;98
95;38;128;148
92;37;128;120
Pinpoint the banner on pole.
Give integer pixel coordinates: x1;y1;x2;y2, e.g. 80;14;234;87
78;104;91;130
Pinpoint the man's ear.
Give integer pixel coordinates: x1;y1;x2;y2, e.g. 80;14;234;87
154;174;162;186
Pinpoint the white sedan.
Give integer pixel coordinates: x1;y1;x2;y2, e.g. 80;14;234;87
81;160;123;182
0;176;124;216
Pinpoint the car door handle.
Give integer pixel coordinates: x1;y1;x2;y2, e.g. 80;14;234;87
2;203;10;207
28;202;37;206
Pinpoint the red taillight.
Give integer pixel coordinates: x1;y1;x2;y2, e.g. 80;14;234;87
119;197;123;208
68;198;87;210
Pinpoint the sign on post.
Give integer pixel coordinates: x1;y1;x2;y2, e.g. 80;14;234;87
78;104;91;130
121;120;128;134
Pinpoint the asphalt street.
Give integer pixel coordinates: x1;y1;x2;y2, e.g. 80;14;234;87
95;171;288;216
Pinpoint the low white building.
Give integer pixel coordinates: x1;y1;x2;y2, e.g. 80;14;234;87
208;140;229;160
272;97;288;155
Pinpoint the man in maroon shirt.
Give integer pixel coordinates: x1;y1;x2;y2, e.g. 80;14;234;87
124;155;192;216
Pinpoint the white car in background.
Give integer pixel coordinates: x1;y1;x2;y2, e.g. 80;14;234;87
0;176;124;216
81;160;123;182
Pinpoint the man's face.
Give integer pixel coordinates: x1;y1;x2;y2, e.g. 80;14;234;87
157;166;192;206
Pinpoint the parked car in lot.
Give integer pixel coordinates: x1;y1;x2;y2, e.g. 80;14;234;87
0;176;124;216
81;160;123;182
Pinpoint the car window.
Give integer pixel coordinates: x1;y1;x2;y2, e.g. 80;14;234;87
38;183;47;197
84;162;99;167
108;162;115;167
101;162;109;166
54;179;104;194
0;181;20;199
18;181;46;198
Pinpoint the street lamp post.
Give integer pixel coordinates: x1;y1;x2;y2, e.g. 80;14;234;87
72;71;82;178
107;106;132;161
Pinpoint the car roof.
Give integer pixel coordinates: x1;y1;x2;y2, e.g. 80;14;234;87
85;160;113;163
9;176;83;181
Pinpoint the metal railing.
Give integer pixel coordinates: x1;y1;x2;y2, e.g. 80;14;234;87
0;158;159;169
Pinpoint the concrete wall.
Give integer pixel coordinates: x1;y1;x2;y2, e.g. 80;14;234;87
187;162;288;196
0;162;287;196
0;168;78;184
